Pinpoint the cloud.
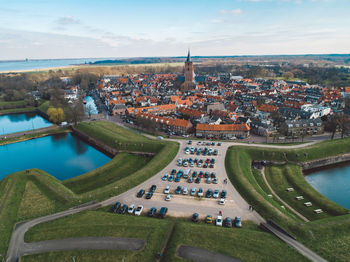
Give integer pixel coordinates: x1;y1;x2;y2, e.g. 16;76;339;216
53;16;80;30
220;9;243;15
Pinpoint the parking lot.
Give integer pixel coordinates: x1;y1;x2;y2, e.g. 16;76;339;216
103;139;263;224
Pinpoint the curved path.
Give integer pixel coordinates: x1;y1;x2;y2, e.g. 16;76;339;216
261;167;309;222
177;245;242;262
22;237;145;256
6;123;324;262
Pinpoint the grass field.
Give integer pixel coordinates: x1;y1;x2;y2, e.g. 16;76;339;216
76;121;164;153
0;121;179;255
23;211;172;262
225;140;350;261
164;221;308;262
24;211;308;262
63;153;150;194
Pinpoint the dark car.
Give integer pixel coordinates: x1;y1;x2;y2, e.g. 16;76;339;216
192;171;198;177
150;185;157;193
158;207;168;218
209;164;214;168
224;217;233;227
175;186;182;194
171;169;177;175
119;204;128;214
148;207;157;217
211;172;216;178
195;177;201;184
146;191;153;199
137;189;145;198
206;189;213;198
168;174;174;182
221;190;227;199
175;176;181;182
204;172;210;178
218;142;222;146
203;163;208;168
234;217;242;228
192;213;199;222
111;201;121;213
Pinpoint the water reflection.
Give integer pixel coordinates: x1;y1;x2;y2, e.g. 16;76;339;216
0;113;52;135
305;164;350;209
0;133;110;181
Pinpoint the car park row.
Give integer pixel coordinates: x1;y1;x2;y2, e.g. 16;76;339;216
110;201;168;218
162;169;219;184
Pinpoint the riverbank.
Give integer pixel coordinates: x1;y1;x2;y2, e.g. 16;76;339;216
0;126;67;146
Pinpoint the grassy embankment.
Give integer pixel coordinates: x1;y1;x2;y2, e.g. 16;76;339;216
0;99;49;114
225;137;350;261
23;211;307;262
0;120;179;256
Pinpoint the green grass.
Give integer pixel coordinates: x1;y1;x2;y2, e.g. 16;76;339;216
63;153;150;194
24;211;307;262
163;221;308;262
38;100;50;113
0;106;37;114
225;141;350;261
0;121;178;255
23;211;171;262
0;127;65;146
76;121;164;153
17;181;55;221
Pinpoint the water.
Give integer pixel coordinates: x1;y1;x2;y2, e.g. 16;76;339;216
0;133;111;181
84;96;99;115
305;164;350;209
0;58;105;72
0;112;52;135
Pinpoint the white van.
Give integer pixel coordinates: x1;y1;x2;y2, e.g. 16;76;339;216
183;169;191;179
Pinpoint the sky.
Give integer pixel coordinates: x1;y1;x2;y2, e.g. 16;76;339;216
0;0;349;60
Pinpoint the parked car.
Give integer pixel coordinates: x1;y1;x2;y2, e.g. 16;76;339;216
234;217;242;228
158;207;168;218
190;187;196;196
206;189;213;198
182;186;188;195
175;176;181;182
137;189;145;198
192;213;199;222
216;215;223;226
128;204;135;214
150;185;157;193
221;190;227;199
219;198;226;205
198;188;204;197
187;177;193;183
148;207;157;217
146;192;153;199
212;178;218;184
165;194;171;201
206;215;213;224
175;186;182;194
206;177;212;184
162;174;168;181
168;174;174;182
213;189;219;198
134;205;143;216
195;177;201;184
224;217;232;227
164;185;170;194
111;201;121;213
119;204;128;214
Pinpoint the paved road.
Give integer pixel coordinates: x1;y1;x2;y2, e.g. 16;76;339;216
22;237;145;256
177;245;242;262
263;223;327;262
6;202;101;262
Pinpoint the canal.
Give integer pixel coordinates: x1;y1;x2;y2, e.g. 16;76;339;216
305;163;350;209
0;112;52;135
0;133;111;181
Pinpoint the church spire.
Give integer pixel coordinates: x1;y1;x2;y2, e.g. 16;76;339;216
186;49;191;62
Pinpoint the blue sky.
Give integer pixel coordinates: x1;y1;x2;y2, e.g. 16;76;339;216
0;0;349;59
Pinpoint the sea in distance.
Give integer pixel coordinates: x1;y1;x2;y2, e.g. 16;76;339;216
0;58;109;72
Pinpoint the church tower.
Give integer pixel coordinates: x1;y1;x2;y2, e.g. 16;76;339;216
182;49;196;91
